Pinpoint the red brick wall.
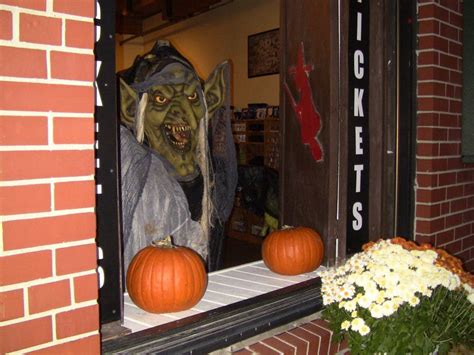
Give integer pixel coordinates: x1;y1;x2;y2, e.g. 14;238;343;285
232;319;349;355
0;0;100;353
415;0;473;272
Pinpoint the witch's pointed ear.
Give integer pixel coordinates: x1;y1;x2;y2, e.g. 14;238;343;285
119;77;138;128
204;61;230;117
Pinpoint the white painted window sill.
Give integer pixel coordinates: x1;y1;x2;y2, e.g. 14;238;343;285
124;260;326;333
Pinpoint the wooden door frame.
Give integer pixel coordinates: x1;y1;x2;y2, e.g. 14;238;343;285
279;0;398;261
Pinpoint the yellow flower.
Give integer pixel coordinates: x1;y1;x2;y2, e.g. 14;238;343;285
381;300;396;317
408;295;420;307
341;320;351;330
359;324;370;336
351;317;365;331
369;304;384;319
343;300;357;312
467;293;474;305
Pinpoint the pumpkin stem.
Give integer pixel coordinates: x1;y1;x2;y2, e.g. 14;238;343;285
152;236;174;248
281;225;294;230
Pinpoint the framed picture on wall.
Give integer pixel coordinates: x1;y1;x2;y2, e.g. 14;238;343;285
248;28;280;78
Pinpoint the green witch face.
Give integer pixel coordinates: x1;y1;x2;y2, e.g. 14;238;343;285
120;52;227;177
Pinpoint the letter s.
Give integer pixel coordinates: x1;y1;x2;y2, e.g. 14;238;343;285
352;202;363;231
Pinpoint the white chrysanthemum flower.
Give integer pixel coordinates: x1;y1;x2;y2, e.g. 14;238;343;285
419;250;437;264
351;317;365;331
408;295;420;307
463;283;473;294
381;300;397;317
358;295;373;309
343;300;357;312
323;294;335;306
394;287;414;302
468;292;474;305
410;249;422;257
351;310;358;318
359;324;370;336
385;275;400;290
373;274;387;288
375;290;386;304
341;320;351;330
417;283;430;297
391;296;404;307
369;303;385;319
341;283;356;299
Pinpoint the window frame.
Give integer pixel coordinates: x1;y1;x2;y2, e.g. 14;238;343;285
101;277;322;353
96;0;398;350
95;3;324;346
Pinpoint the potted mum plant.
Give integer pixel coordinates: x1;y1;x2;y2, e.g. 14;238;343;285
321;238;473;354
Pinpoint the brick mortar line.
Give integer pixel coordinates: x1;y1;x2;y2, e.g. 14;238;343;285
417;48;463;60
0;76;94;87
227;314;324;352
418;2;463;17
286;331;310;351
16;330;100;354
437;236;474;249
0;267;97;293
0;144;94;151
417;95;462;101
415;154;464;159
415;219;472;234
0;42;93;55
417;206;474;223
415;168;474;175
256;341;283;354
417;110;463;115
415;63;462;74
414;209;474;221
0;110;93;117
0;207;95;222
416;108;462;115
416;79;462;87
0;175;94;187
415;157;465;162
417;32;462;46
417;126;462;130
416;22;464;34
46;0;53;12
0;4;95;22
414;182;472;190
61;17;66;49
0;220;3;252
415;191;474;200
417;139;462;143
11;7;19;41
47;111;54;146
0;300;98;327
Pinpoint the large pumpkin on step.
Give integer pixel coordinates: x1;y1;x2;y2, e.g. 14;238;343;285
262;226;324;275
126;238;207;313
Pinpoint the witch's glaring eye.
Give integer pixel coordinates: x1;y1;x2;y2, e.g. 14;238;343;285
187;92;198;102
155;95;168;104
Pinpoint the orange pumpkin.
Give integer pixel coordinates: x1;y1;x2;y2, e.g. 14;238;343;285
262;226;324;275
126;238;207;313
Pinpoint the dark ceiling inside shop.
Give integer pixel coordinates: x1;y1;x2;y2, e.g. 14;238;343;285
116;0;227;35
